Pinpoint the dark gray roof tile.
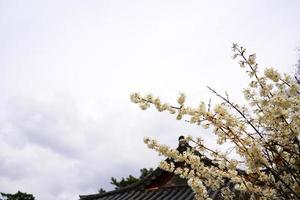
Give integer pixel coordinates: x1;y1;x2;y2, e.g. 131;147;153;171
168;187;186;200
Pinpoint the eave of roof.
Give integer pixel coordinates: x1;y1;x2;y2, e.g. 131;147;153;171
80;185;195;200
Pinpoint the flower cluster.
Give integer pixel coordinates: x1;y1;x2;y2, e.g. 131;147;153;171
131;44;300;199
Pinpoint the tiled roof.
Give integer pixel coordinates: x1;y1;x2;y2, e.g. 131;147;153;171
79;167;248;200
79;141;249;200
79;168;177;200
80;185;196;200
80;182;248;200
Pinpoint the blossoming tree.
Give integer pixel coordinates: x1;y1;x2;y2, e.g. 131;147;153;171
130;44;300;200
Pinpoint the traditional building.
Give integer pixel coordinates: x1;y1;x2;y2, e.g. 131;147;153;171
79;137;248;200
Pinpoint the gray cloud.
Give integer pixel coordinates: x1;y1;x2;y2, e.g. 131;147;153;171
0;95;167;200
1;97;84;157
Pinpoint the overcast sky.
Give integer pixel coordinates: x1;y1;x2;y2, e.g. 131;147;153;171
0;0;300;200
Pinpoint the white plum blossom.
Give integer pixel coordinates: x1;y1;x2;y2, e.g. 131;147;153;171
131;44;300;200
